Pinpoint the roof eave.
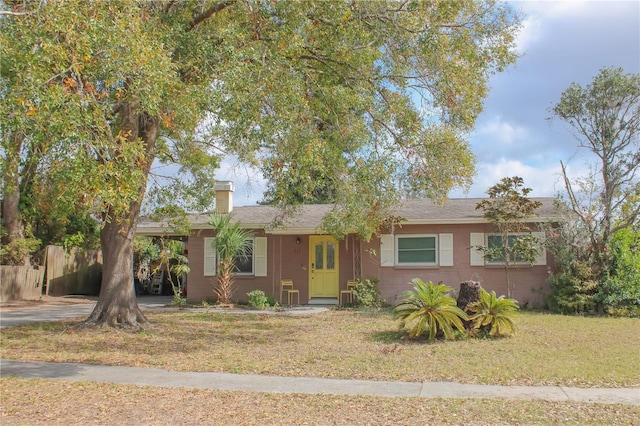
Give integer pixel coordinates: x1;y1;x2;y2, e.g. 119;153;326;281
402;216;559;225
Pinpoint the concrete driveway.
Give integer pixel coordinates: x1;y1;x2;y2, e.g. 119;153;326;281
0;295;173;328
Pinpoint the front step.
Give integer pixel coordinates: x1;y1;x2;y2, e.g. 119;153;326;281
307;298;339;306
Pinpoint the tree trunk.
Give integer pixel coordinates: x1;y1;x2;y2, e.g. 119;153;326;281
2;189;24;242
84;211;148;328
1;132;30;266
83;109;158;329
457;281;481;311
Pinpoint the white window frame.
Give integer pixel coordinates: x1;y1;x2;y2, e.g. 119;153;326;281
395;234;438;266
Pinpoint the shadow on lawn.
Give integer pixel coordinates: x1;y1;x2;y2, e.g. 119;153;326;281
370;329;452;345
370;329;408;343
1;359;85;380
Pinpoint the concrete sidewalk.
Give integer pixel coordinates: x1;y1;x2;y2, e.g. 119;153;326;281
1;359;638;406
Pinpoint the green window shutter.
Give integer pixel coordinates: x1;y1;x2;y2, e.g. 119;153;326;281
439;233;453;266
254;237;268;276
470;233;485;266
204;237;217;276
380;234;394;267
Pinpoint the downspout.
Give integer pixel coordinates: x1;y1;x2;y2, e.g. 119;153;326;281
279;236;282;300
271;235;275;300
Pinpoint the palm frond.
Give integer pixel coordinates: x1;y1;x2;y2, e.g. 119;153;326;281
468;289;519;337
393;278;468;340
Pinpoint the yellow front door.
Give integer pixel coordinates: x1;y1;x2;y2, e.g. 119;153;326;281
309;235;339;298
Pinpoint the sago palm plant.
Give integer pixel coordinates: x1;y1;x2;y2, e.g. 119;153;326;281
393;278;468;340
467;289;519;337
208;212;253;304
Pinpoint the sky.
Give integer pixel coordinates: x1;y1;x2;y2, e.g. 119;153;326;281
218;0;640;206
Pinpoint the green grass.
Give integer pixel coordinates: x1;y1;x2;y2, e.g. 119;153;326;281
1;310;639;387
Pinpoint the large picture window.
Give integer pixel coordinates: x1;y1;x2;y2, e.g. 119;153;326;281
396;235;437;265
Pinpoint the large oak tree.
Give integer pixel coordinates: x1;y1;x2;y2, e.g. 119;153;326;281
1;0;521;328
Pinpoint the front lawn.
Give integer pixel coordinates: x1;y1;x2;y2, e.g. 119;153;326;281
1;310;639;387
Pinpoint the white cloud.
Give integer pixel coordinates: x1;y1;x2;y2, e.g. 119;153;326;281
476;115;530;146
512;0;584;54
450;159;566;198
515;0;589;18
514;15;543;55
460;0;639;203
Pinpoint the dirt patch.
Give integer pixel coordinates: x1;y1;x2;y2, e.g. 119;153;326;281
0;295;97;311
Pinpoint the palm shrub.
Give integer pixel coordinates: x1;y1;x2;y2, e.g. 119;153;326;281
157;238;190;305
208;212;253;304
393;278;468;340
467;289;519;337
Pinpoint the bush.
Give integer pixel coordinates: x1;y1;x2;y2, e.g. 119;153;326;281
0;237;41;265
171;295;187;306
597;228;640;316
265;295;278;307
352;277;381;307
393;278;468;340
247;290;269;309
467;289;519;337
547;259;599;314
545;219;639;317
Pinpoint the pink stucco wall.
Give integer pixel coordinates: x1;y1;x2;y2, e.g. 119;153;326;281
186;232;358;304
186;224;550;308
361;223;549;308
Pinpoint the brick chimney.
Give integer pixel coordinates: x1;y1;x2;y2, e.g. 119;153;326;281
214;181;234;213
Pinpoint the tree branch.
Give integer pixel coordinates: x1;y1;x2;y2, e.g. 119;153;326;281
0;10;30;16
188;0;237;31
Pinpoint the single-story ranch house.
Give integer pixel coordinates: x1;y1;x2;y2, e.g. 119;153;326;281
136;182;558;308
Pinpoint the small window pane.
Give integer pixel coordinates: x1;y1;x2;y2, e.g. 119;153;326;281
398;250;436;263
326;242;335;270
398;237;434;250
315;243;324;269
397;236;436;264
487;235;528;263
233;240;253;273
487;235;505;262
487;235;503;248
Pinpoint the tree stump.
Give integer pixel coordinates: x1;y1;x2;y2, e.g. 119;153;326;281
457;281;481;311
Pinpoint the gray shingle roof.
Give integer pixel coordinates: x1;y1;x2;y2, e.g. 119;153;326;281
136;197;559;235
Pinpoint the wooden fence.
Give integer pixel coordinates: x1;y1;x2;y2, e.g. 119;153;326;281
0;245;102;302
0;266;44;302
44;246;102;296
